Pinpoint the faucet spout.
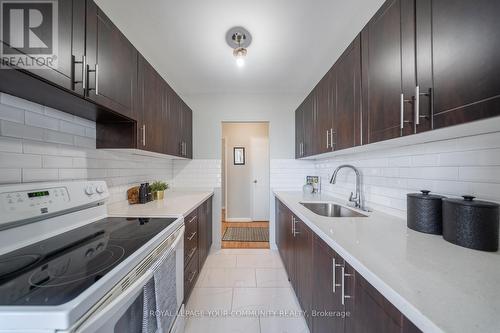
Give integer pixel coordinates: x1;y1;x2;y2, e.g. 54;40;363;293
329;164;365;211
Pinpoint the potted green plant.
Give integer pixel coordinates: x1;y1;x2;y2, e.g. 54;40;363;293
149;181;169;200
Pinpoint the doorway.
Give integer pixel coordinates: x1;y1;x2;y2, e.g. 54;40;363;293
221;122;270;248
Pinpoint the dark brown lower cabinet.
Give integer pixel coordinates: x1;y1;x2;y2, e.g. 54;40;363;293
293;217;313;330
184;196;213;302
276;199;421;333
312;234;345;333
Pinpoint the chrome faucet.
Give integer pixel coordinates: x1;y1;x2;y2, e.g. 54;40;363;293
330;165;365;211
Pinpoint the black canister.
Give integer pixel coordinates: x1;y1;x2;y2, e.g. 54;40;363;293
442;196;499;252
407;190;446;234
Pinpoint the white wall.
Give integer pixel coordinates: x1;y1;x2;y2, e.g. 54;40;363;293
184;93;300;159
222;122;269;220
0;93;173;203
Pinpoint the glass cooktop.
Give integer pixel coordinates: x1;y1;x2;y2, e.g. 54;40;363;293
0;217;177;306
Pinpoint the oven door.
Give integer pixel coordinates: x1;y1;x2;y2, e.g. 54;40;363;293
68;226;184;333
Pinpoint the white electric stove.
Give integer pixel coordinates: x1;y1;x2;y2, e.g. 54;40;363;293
0;181;185;333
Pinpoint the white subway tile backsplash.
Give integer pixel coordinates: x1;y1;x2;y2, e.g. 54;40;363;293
25;112;59;131
42;156;73;168
314;131;500;218
0;121;45;141
43;106;75;121
74;135;95;149
0;152;41;168
22;168;59;182
0;104;25;123
43;129;74;145
59;120;86;136
0;94;173;202
0;93;43;113
0;169;21;184
0;137;22;153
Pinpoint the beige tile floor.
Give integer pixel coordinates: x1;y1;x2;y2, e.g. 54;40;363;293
184;249;309;333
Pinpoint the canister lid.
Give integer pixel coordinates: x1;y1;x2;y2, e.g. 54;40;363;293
407;190;446;200
443;195;500;208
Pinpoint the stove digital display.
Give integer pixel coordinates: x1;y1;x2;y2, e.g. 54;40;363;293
28;191;50;198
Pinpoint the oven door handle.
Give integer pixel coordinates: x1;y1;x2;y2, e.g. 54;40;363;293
73;269;154;332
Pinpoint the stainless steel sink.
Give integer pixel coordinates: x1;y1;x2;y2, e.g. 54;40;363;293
300;202;368;218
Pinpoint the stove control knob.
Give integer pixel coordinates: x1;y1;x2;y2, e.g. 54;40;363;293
85;186;95;196
96;185;105;194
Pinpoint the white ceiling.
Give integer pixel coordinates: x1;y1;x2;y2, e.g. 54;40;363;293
95;0;384;99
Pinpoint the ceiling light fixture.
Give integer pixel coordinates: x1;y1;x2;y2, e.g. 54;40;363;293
226;27;252;67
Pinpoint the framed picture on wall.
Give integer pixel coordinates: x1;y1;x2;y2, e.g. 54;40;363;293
233;147;245;165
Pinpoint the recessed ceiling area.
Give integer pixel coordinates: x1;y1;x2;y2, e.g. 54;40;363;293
95;0;384;98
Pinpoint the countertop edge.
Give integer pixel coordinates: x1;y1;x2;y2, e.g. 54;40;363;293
107;191;214;218
273;191;443;333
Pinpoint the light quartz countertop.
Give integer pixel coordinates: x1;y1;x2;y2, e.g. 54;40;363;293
274;191;500;333
107;190;214;218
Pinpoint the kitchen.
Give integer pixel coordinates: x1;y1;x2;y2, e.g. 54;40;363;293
0;0;499;332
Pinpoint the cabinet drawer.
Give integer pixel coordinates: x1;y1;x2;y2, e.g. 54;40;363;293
184;251;199;302
184;229;198;267
184;210;198;237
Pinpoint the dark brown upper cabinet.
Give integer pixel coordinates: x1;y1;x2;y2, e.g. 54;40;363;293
295;103;305;159
0;0;86;96
335;36;362;149
179;100;193;159
314;69;335;155
361;0;416;144
295;92;316;158
86;0;138;120
137;55;166;153
415;0;500;130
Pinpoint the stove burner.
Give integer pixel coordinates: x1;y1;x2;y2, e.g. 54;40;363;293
0;254;42;279
28;245;125;288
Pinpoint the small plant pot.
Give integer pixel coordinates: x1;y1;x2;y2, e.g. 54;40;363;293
152;191;164;201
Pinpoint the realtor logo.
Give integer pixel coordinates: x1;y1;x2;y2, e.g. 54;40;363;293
1;0;58;69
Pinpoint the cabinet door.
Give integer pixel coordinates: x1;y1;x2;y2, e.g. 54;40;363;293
295;104;305;159
294;217;313;330
86;1;138;120
312;234;345;333
362;0;414;144
315;71;335;154
181;102;193;159
302;92;316;157
137;55;165;153
206;197;213;251
277;201;295;284
417;0;500;129
198;202;207;268
335;36;362;150
344;263;421;333
164;86;181;156
0;0;85;95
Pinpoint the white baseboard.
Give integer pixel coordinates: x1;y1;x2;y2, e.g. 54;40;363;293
225;218;253;222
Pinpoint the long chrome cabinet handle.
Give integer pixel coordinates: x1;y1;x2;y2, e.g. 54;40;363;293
415;86;420;125
330;128;337;150
187;231;197;241
341;266;353;305
142;124;146;146
95;64;99;95
72;55;87;91
326;129;330;149
400;93;404;129
332;258;336;293
332;258;342;293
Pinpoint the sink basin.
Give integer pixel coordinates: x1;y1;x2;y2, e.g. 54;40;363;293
300;202;368;218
